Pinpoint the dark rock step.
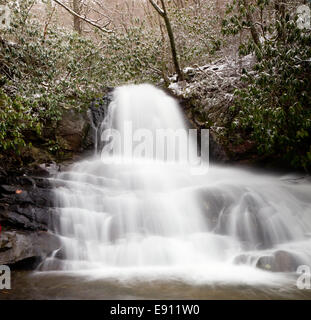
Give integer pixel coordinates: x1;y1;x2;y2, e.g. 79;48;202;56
9;256;43;270
0;94;113;269
0;230;60;266
0;187;54;207
0;204;59;231
0;164;61;268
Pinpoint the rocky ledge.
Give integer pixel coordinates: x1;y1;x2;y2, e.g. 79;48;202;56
0;93;112;269
0;230;60;268
0;164;61;268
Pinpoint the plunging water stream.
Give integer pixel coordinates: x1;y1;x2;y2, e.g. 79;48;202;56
41;84;311;289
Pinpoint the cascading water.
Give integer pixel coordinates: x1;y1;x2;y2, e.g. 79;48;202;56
42;84;311;286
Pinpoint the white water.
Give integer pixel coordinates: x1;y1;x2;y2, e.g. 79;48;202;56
43;84;311;286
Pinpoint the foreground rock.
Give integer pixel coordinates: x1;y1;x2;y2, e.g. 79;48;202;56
0;95;113;268
0;230;60;267
234;250;304;272
0;165;60;268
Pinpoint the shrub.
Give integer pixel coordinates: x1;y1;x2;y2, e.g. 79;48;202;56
223;0;311;170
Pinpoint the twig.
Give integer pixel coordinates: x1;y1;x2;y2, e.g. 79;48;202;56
52;0;112;33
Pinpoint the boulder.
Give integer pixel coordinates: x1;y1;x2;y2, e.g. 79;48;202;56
234;250;303;272
0;230;60;266
56;109;91;152
0;204;58;231
0;166;60;268
0;186;54;207
256;250;302;272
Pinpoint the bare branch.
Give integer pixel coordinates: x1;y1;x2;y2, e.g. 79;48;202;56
148;0;165;17
52;0;112;33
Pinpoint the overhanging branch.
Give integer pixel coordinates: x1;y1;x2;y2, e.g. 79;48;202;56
52;0;112;33
149;0;165;17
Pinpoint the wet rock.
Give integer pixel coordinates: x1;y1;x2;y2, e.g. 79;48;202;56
29;188;54;207
56;109;91;152
88;90;114;151
31;177;53;189
0;204;58;231
197;187;232;230
215;190;294;250
0;94;115;268
0;185;17;194
0;231;60;265
234;250;303;273
36;163;59;176
26;163;59;178
0;206;37;230
54;247;66;260
209;130;229;162
1;187;53;207
257;250;302;272
0;160;63;269
255;255;275;271
89;90;113;128
51;91;113;155
9;256;43;270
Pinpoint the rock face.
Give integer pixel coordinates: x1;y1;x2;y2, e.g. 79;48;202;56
56;109;91;152
0;230;60;266
54;90;114;156
88;89;114;151
168;56;258;164
89;90;113;129
0;94;113;269
209;129;230;162
0;165;60;268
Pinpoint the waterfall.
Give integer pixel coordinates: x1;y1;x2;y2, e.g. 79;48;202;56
43;84;311;285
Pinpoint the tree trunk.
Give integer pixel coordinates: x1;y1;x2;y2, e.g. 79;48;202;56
274;0;285;18
73;0;82;34
149;0;184;80
242;0;260;46
52;0;112;33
